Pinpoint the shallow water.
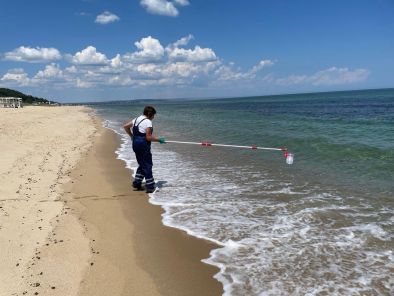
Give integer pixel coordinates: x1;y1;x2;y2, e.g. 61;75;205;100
93;88;394;295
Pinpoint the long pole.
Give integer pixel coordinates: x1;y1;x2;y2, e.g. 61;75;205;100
166;140;286;151
164;140;294;164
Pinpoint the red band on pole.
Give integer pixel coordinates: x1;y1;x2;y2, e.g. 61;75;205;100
251;145;257;150
201;141;212;147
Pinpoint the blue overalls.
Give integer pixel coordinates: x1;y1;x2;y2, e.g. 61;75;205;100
132;117;155;190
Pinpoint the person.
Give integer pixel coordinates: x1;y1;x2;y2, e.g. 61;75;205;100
123;106;166;193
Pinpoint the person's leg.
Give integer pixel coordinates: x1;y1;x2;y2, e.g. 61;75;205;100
132;167;144;189
141;150;155;193
133;143;144;190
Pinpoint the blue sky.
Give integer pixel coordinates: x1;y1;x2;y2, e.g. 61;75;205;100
0;0;393;102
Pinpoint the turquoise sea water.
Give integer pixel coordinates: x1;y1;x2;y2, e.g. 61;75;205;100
92;88;393;295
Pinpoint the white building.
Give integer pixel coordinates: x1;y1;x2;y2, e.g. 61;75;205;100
0;97;23;108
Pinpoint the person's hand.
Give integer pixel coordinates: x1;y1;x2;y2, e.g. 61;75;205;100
159;137;166;144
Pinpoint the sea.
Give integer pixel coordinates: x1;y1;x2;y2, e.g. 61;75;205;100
90;88;394;296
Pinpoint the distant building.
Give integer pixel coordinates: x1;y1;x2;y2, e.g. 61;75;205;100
0;97;23;108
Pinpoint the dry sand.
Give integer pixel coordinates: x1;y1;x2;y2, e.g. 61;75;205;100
0;106;222;296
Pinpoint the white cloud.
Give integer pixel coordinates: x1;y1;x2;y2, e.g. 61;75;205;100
65;65;78;74
136;63;160;76
34;63;64;80
249;60;274;74
172;34;194;47
124;36;165;62
162;62;200;78
72;46;109;65
0;36;280;92
215;60;274;81
1;68;30;86
173;0;189;6
76;78;93;88
276;67;369;86
110;54;123;68
95;11;120;24
215;65;240;81
3;46;62;63
166;35;216;62
140;0;189;17
310;67;369;85
167;46;217;62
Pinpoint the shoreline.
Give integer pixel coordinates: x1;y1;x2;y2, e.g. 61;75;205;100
75;115;223;295
0;106;222;296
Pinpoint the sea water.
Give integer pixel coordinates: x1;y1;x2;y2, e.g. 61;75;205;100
91;88;394;296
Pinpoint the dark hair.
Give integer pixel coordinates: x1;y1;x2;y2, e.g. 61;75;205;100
143;106;156;118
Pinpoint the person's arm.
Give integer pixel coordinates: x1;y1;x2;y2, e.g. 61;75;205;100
145;127;159;142
123;120;133;138
145;127;166;143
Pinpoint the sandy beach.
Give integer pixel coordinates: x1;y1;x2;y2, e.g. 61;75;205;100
0;106;222;296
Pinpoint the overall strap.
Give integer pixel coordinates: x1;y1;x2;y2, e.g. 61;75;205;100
135;117;147;127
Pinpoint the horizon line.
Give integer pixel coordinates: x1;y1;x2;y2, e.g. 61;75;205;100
64;86;394;105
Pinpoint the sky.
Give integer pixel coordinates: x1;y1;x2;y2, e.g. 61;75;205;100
0;0;393;102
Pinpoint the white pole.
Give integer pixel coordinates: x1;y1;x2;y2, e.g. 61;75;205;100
164;140;294;164
165;140;285;151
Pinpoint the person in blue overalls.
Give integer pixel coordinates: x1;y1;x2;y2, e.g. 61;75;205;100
123;106;166;193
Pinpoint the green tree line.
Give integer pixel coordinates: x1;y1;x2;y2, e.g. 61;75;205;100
0;88;57;104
